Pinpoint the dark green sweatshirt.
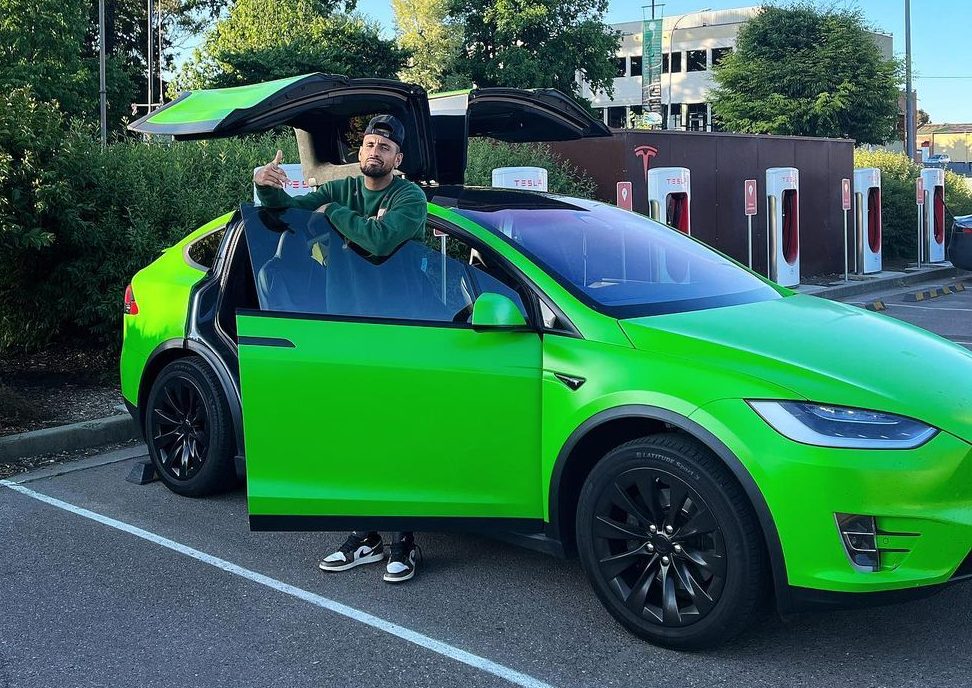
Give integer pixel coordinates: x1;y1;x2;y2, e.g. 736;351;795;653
255;175;428;257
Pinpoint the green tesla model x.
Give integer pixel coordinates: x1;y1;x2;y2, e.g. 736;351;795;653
121;74;972;649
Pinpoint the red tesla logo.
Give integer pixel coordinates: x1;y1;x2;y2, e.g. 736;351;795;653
634;145;658;182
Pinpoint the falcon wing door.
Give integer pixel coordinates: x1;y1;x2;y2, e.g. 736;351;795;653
129;73;438;183
429;87;611;184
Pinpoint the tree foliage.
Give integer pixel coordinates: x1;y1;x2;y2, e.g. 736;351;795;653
0;0;94;118
445;0;620;101
392;0;463;93
710;3;900;144
172;0;404;92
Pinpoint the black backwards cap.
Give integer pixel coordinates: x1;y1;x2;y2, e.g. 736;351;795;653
364;115;405;148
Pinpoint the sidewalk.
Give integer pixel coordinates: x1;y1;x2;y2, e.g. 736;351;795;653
794;262;969;301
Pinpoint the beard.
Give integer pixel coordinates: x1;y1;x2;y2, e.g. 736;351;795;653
361;158;392;178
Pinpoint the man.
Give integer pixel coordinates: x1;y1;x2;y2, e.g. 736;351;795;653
253;114;426;583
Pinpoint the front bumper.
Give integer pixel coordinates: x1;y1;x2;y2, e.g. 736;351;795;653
692;399;972;596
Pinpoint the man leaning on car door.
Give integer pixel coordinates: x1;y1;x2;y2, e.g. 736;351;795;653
252;114;427;583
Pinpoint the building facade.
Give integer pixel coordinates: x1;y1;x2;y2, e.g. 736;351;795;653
580;6;894;132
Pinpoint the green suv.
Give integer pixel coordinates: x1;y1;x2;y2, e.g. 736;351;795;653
121;74;972;649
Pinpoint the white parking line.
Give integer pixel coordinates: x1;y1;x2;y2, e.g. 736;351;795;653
886;303;972;312
0;479;554;688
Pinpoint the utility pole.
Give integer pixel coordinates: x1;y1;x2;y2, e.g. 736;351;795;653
904;0;914;162
99;0;107;147
158;8;164;105
147;0;154;112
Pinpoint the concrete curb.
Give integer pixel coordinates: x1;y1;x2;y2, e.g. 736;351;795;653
0;414;141;463
799;265;968;301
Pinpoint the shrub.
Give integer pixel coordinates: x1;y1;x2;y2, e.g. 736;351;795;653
853;148;972;260
0;131;296;352
464;138;597;199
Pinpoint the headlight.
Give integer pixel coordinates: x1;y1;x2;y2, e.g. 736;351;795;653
748;401;938;449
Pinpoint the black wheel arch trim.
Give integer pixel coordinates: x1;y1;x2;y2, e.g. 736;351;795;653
184;338;244;456
139;338;244;458
548;404;794;613
136;338;190;434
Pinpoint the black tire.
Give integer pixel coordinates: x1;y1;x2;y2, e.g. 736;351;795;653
576;433;766;650
145;357;237;497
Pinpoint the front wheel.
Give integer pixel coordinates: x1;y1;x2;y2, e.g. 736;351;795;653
576;433;766;649
145;357;237;497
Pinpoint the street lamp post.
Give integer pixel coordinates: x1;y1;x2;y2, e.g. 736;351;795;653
666;8;710;130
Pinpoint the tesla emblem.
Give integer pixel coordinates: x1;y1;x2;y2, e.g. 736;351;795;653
634;145;658;182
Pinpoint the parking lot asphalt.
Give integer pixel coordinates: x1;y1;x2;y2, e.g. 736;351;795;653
843;279;972;351
2;279;971;688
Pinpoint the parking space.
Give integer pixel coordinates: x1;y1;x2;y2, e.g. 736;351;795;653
3;454;972;687
845;280;972;350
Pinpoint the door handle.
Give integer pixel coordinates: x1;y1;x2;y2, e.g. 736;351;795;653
238;336;296;348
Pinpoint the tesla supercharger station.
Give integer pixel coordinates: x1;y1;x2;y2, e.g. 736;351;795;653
492;166;548;191
854;167;882;274
645;167;692;283
921;167;946;263
252;164;314;205
647;167;691;234
766;167;800;287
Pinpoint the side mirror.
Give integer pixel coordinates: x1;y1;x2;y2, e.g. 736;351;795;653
471;293;528;330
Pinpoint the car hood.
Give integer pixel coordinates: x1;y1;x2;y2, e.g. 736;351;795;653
620;294;972;441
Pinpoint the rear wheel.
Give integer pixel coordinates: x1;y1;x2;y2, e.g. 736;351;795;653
145;358;237;497
576;433;766;649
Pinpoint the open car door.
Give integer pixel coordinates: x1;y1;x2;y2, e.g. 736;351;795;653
234;205;544;532
429;88;611;184
129;73;438;184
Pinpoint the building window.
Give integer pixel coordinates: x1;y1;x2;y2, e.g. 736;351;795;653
687;50;707;72
687;103;708;131
613;57;627;78
666;52;682;73
608;106;626;128
628;105;644;127
667;104;684;130
630;56;642;77
711;47;733;68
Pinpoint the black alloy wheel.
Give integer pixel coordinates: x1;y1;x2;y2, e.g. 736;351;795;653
591;467;727;627
576;433;766;650
146;358;237;497
151;375;209;481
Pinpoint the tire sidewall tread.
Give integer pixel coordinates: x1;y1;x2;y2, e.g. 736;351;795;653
145;357;236;497
576;432;766;650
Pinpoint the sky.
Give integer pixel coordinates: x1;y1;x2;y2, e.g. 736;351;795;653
347;0;972;123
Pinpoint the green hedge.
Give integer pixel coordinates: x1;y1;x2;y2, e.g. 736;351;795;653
853;148;972;260
0;97;594;353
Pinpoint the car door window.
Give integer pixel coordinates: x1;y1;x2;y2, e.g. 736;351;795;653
241;205;528;324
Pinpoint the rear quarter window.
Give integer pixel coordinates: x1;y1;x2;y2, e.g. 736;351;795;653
186;227;226;270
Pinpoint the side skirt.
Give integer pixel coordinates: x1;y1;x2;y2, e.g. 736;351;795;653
249;515;546;534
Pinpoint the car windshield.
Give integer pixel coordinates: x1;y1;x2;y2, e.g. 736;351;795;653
452;196;781;318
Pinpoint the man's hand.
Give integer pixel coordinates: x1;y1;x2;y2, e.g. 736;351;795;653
253;149;289;189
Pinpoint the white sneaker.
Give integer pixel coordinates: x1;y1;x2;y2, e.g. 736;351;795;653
319;532;385;572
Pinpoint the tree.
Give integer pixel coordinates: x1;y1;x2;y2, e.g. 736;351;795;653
172;0;404;92
392;0;462;93
445;0;620;101
917;108;930;126
0;0;93;118
710;3;900;144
